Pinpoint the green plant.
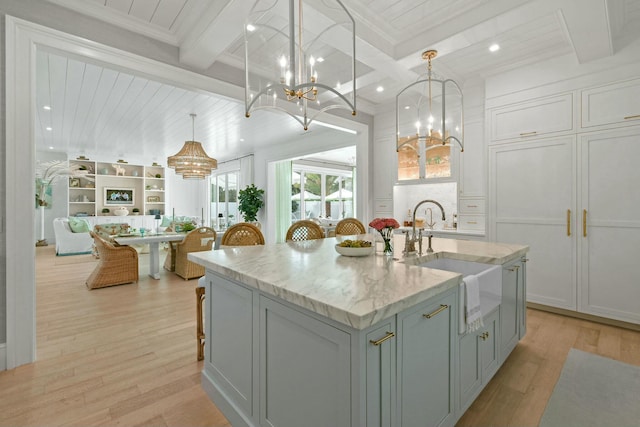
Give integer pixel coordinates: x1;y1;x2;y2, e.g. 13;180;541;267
101;208;110;214
132;208;140;213
238;184;264;222
181;222;196;232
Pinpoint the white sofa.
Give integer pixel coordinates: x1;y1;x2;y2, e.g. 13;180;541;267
52;217;93;255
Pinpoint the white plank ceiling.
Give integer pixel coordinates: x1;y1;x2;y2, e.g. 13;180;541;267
39;0;640;161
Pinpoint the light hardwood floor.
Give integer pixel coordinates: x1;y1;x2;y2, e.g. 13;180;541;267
1;247;639;426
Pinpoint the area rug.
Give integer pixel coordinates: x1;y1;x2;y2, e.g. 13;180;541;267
539;348;640;427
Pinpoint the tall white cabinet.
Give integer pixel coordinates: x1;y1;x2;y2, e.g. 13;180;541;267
488;77;640;325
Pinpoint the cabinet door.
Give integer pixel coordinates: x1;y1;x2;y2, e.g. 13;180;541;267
500;261;519;362
366;321;396;427
259;296;351;427
579;127;640;324
398;291;456;427
458;309;499;414
489;137;577;310
518;258;527;339
458;328;481;413
208;275;255;415
581;78;640;129
489;93;574;141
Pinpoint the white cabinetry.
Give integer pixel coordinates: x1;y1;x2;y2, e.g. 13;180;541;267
581;78;640;129
489;93;574;141
489;136;577;310
67;160;166;218
489;104;640;324
578;128;640;323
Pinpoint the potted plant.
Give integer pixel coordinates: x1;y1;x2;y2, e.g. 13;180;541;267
101;208;110;215
132;208;140;215
238;184;264;223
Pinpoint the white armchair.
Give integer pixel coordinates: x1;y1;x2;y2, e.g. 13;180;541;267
52;217;93;255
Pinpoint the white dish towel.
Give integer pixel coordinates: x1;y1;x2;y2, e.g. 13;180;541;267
464;274;484;333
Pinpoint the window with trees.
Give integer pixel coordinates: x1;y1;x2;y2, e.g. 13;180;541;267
291;164;353;220
211;171;239;228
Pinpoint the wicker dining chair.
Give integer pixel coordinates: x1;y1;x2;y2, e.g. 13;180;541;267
174;227;216;280
86;232;139;289
335;218;366;236
196;223;264;361
286;220;325;241
220;222;265;246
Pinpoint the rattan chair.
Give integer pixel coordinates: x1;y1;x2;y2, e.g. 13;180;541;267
86;232;139;289
196;223;264;361
335;218;366;236
174;227;216;280
286;220;325;241
221;222;265;246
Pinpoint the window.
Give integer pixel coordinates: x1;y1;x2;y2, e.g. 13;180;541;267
211;171;238;228
292;164;353;220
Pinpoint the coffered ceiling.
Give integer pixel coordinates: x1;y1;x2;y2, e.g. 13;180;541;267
36;0;640;162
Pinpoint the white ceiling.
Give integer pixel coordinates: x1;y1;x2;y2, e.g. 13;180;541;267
37;0;640;163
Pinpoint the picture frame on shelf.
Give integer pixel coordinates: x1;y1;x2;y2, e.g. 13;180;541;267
147;196;161;203
104;187;135;206
69;178;80;188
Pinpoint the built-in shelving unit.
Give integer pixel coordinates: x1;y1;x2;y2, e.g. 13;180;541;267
68;159;165;217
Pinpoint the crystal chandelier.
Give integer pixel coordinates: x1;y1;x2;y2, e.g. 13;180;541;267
167;114;217;179
244;0;356;130
396;50;464;178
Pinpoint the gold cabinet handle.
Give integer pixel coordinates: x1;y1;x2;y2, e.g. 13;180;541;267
520;131;537;137
522;258;529;262
567;209;571;237
583;209;587;237
467;221;478;225
423;304;449;319
480;332;489;340
370;331;395;346
466;205;478;208
624;114;640;120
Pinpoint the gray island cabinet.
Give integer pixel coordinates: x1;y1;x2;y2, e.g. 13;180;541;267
189;236;528;427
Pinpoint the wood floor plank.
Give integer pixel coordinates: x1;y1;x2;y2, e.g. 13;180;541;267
2;246;640;427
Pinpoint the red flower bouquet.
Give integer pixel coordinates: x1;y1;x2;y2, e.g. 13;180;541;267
369;217;400;255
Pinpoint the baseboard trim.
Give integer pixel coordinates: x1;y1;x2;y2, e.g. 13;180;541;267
528;303;640;332
0;343;6;371
201;369;256;427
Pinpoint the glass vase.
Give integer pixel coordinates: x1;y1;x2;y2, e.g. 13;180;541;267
382;237;393;256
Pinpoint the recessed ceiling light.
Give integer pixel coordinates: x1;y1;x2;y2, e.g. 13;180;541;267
489;43;500;52
240;138;245;142
49;146;54;150
404;105;411;110
376;86;384;92
316;57;324;63
46;127;52;131
246;24;256;32
43;105;51;110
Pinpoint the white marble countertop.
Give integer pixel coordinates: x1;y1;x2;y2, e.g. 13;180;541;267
189;234;528;330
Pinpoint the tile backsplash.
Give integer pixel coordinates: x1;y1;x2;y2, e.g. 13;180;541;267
393;182;457;230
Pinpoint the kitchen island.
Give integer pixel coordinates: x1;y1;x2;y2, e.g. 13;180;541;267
189;235;528;427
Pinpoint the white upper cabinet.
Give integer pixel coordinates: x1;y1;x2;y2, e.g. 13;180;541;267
489;93;574;142
581;78;640;129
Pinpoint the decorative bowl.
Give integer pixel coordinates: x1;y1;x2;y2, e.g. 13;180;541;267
114;208;129;216
334;243;374;257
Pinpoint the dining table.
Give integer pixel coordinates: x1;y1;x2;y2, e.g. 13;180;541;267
113;232;186;279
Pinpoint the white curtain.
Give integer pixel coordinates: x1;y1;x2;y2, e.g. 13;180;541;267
275;161;292;243
239;155;254;190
